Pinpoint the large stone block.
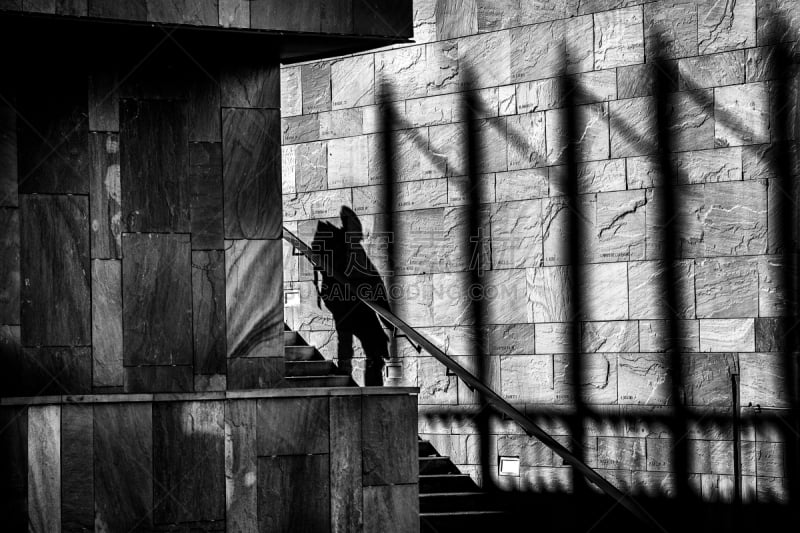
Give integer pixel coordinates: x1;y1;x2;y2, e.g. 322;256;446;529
644;1;698;59
0;207;19;324
593;189;647;262
331;54;375;110
526;265;571;323
459;30;511;88
223;108;282;239
758;255;789;317
495;168;548;202
698;318;755;352
295;140;328;192
320;108;364;140
489;199;542;269
698;0;756;54
679;50;745;89
553;353;618;404
375;45;428;101
639;319;700;354
301;61;331;114
695;256;759;318
352;179;447;215
500;354;554;404
715;82;770;146
618;353;671;405
27;405;60;533
417;355;457;405
225;239;284;359
92;259;123;388
534;322;574;354
594;6;644;69
579;262;628;320
546;103;609;163
123;233;192;366
667;90;715;151
20;195;91;346
507;112;546;170
610;97;657;157
280;65;302;117
582;321;638;353
673;147;743;184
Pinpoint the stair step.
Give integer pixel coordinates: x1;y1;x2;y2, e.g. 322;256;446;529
419;474;478;494
419;456;461;475
284;345;323;361
418;440;439;457
420;510;508;532
284;331;306;346
286;360;339;377
419;492;500;513
281;376;354;388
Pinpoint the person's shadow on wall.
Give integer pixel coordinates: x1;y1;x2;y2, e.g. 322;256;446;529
311;206;391;386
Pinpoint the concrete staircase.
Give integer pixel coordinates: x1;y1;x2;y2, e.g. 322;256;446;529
283;327;511;531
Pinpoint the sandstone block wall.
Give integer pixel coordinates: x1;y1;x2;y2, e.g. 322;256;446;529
281;0;800;501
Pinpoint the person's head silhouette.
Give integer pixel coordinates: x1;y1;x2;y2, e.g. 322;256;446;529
340;206;363;243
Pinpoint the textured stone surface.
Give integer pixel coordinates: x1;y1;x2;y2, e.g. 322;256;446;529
189;142;224;250
667;90;715;151
0;208;19;324
225;239;284;359
527;266;571;323
93;403;152;532
27;405;60;533
740;353;793;408
328;136;369;189
20;195;91;346
495;168;548;201
283;188;353;222
490;200;542;269
546;103;610;163
363;484;419;533
192;250;226;375
579;262;628;320
618;353;671;405
258;454;330;532
593;189;647;262
699;318;755;352
698;0;756;54
758;255;788;317
582;321;638;353
320;108;364;140
679;50;745;89
331;54;374;109
594;6;645;69
223;108;282;239
554;353;618;404
625;155;660;189
673;147;743;184
295;141;328;192
375;46;427;101
280;65;301;116
153;401;225;522
92;259;123;388
695;257;759;318
363;394;418;485
459;30;511;88
301;62;331;114
507;112;546;170
89;132;121;258
123;233;192;366
639;319;700;353
715;82;770;146
120;99;188;232
225;400;257;531
644;1;698;59
418;355;457;405
610;97;656;157
628;260;695;319
500;355;554;403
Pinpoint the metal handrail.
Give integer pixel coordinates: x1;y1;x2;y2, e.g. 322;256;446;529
283;226;667;532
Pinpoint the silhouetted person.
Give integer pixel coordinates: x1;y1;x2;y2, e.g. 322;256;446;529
312;207;391;386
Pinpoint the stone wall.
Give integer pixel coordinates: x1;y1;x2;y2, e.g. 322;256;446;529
281;0;799;501
0;389;419;532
